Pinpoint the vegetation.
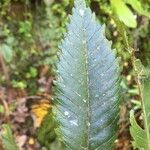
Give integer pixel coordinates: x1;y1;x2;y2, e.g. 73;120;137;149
0;0;149;149
54;0;120;149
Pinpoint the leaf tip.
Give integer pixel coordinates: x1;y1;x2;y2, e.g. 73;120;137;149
74;0;86;8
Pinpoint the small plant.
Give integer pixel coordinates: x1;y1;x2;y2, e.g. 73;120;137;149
53;0;121;149
110;0;150;28
130;60;150;149
0;124;18;150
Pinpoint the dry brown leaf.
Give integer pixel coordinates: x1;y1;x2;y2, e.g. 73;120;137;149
16;135;27;150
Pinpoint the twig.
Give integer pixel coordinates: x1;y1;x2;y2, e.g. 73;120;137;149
25;96;42;100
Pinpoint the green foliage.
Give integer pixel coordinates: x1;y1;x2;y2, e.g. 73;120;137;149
114;1;150;148
26;67;38;78
11;80;27;89
0;124;18;150
0;24;14;63
110;0;137;28
130;56;150;149
1;44;13;62
130;110;149;149
131;100;141;110
0;0;11;17
134;59;150;77
53;0;121;149
0;0;65;93
130;73;150;149
37;110;56;148
110;0;149;28
18;20;32;38
125;0;150;17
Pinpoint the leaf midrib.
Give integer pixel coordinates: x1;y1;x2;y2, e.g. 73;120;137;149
82;14;90;149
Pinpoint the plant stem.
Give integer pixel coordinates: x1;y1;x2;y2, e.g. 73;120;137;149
120;23;150;148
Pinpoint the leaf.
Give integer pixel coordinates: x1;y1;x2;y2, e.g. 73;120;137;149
110;0;137;28
130;110;149;149
16;135;27;149
130;69;150;149
134;59;149;77
53;0;121;149
0;124;18;150
11;80;27;89
125;0;150;17
1;44;13;62
131;99;141;110
31;99;51;128
26;67;38;78
37;109;57;148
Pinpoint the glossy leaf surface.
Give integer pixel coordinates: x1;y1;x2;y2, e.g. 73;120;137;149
53;0;121;149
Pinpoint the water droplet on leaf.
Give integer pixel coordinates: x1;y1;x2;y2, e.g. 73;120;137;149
83;99;86;103
87;122;90;127
64;111;69;116
97;46;100;50
82;40;86;44
103;93;106;96
95;94;99;98
101;73;104;77
79;9;84;16
70;119;78;126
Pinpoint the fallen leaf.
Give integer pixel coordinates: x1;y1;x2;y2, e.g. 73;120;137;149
31;99;51;128
16;135;27;150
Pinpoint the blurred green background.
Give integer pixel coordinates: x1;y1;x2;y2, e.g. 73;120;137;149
0;0;149;149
